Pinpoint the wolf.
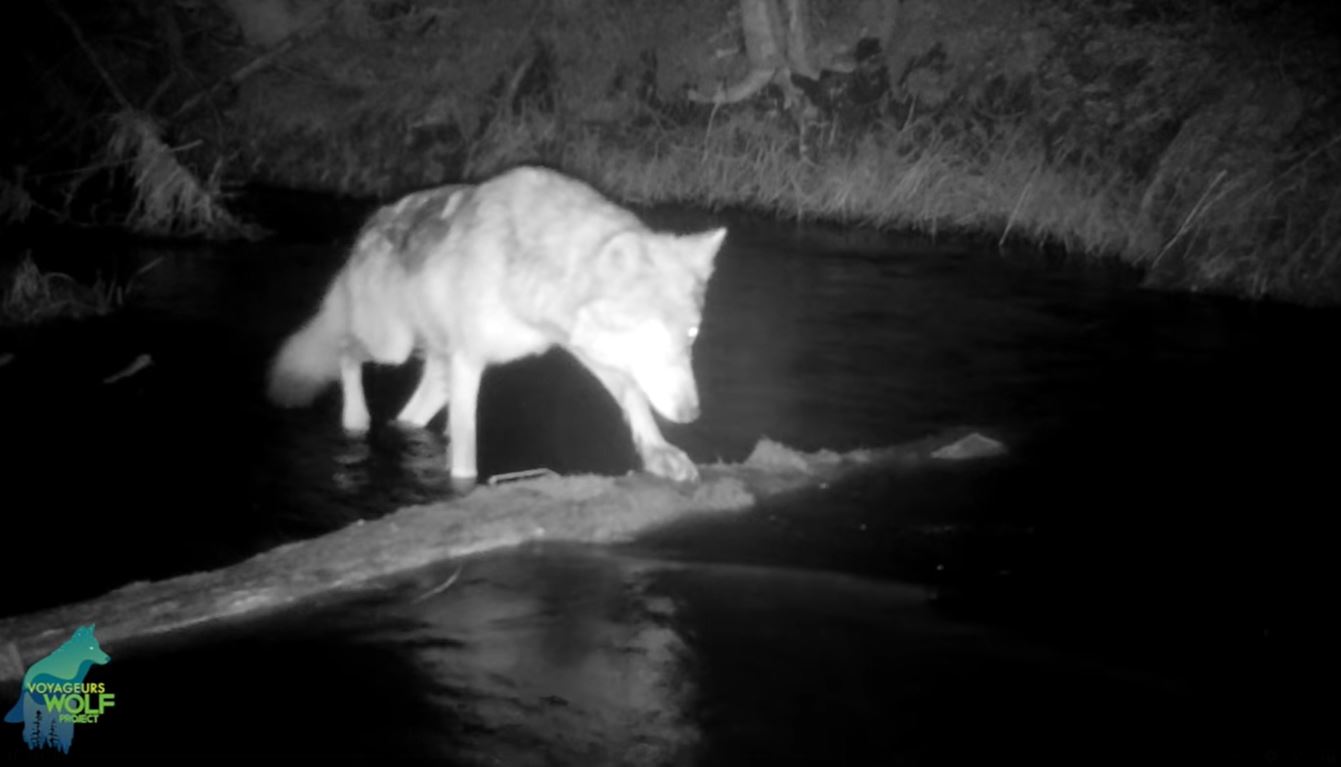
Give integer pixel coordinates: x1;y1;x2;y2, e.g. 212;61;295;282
266;166;725;487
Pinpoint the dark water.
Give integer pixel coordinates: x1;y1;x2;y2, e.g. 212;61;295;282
1;209;1333;762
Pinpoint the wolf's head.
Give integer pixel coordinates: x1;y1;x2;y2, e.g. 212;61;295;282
571;226;725;423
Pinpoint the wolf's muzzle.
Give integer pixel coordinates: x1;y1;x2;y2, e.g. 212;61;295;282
670;399;700;423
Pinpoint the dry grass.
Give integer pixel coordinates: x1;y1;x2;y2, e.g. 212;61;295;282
447;104;1341;304
105;110;258;239
0;175;36;225
463;109;1154;264
0;252;154;326
1138;133;1341;299
218;0;1341;305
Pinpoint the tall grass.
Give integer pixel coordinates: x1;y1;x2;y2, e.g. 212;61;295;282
218;0;1341;305
1138;134;1341;299
105;110;258;239
9;0;1338;303
0;253;153;325
0;175;36;225
450;104;1341;304
466;109;1153;263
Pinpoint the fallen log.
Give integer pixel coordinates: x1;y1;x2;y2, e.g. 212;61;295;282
0;430;1004;682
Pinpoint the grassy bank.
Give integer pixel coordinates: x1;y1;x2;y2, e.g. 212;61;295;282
217;0;1341;304
298;99;1339;304
5;0;1341;304
601;113;1341;303
531;110;1154;266
0;254;138;325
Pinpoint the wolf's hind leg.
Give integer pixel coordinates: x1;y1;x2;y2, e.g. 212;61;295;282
580;360;699;483
339;354;371;433
397;354;450;428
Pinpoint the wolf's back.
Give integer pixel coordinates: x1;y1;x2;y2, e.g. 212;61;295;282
267;287;347;407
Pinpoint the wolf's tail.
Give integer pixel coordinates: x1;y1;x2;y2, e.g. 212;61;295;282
267;287;346;408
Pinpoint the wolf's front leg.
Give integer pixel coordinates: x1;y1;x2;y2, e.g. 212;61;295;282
581;361;699;483
339;354;371;433
447;353;484;491
397;353;450;429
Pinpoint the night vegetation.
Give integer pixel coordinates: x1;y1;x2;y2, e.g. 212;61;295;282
3;0;1339;304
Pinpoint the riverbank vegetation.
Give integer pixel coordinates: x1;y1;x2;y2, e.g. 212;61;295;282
3;0;1339;304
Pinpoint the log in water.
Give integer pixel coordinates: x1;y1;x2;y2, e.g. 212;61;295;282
0;431;1004;682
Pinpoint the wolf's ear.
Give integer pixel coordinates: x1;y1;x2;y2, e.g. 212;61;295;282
682;227;726;277
600;229;651;292
596;230;649;282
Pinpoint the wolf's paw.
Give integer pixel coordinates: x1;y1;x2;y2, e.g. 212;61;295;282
642;443;699;483
341;413;371;434
395;397;445;429
394;412;435;430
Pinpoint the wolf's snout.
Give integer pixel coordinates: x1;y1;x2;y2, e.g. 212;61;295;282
677;401;700;423
667;392;700;423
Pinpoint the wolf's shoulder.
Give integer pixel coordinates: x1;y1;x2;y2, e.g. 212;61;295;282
484;166;610;205
490;165;580;187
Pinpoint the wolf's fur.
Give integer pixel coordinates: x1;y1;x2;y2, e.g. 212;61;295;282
267;166;724;484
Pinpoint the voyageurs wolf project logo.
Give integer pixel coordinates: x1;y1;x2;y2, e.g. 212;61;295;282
4;624;114;753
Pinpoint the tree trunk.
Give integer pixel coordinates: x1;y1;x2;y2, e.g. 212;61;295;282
742;0;787;71
690;0;818;106
782;0;818;80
